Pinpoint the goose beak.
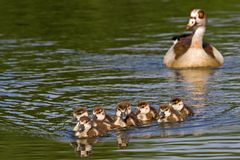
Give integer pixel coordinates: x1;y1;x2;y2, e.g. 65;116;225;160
186;24;192;30
121;112;127;120
186;23;194;30
186;19;196;30
160;112;165;118
79;124;85;132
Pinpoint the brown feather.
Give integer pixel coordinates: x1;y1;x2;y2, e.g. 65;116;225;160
173;34;192;59
125;113;141;126
173;34;216;60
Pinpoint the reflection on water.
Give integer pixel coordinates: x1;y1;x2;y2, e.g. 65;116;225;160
71;138;95;158
175;69;213;107
116;130;129;149
70;130;130;158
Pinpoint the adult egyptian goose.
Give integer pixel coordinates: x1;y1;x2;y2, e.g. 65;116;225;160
163;9;224;68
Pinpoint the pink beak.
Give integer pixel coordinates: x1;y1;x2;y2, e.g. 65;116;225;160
186;21;196;30
186;24;191;30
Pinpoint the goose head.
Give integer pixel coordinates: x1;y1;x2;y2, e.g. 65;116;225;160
137;101;151;114
116;101;131;120
93;106;106;121
187;9;207;30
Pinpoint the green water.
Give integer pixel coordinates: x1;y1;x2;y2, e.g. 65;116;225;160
0;0;239;159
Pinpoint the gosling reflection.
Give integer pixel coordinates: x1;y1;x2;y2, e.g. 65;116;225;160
70;131;130;157
116;130;129;149
70;138;95;158
175;69;213;107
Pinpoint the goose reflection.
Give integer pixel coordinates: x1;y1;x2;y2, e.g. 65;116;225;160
70;130;130;157
174;68;213;107
70;138;95;158
116;130;129;149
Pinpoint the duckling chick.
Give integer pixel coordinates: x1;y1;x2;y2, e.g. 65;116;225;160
116;101;141;127
169;97;194;119
157;104;184;123
73;106;89;132
75;116;107;138
113;104;128;128
73;106;88;121
92;105;114;131
136;100;158;123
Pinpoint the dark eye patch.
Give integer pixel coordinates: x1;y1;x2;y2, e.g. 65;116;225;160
173;100;180;104
198;10;205;19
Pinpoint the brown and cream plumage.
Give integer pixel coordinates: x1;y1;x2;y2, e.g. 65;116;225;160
75;116;107;138
92;105;114;131
164;9;224;68
169;97;194;119
116;101;141;127
136;100;158;123
157;104;184;123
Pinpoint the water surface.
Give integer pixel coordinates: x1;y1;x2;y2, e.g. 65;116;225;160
0;0;239;159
